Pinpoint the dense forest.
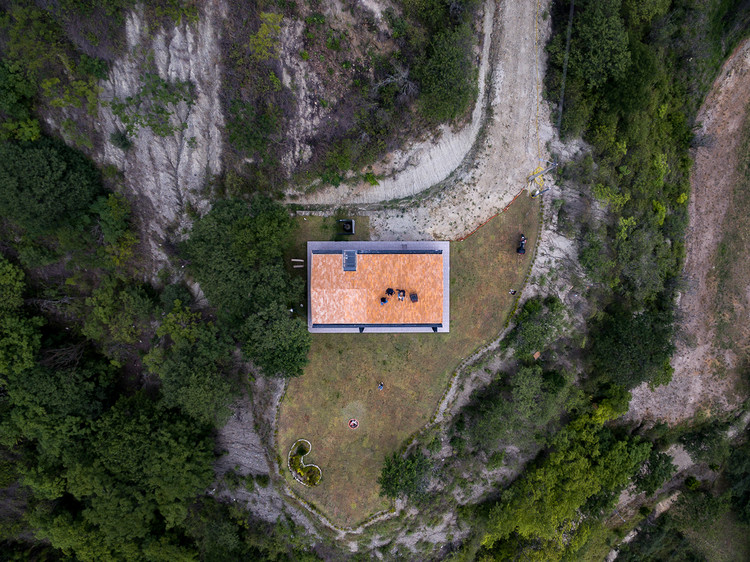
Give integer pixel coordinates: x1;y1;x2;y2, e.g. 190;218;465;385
1;0;750;560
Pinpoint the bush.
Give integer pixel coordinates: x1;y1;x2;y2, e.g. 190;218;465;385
241;304;310;377
634;449;677;496
503;296;565;359
227;100;279;156
378;451;431;499
416;23;476;123
590;303;675;390
110;130;132;150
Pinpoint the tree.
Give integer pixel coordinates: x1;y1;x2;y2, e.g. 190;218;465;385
467;365;576;450
378;451;431;499
634;449;677;496
591;304;675;390
241;304;310;377
0;60;41;141
90;193;138;266
0;254;25;312
726;437;750;522
570;0;631;90
503;296;565;359
2;358;115;460
146;302;235;426
182;197;298;324
82;276;153;345
0;137;100;235
0;315;44;381
482;412;650;548
28;393;215;560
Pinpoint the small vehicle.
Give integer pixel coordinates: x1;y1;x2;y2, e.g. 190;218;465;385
517;234;527;255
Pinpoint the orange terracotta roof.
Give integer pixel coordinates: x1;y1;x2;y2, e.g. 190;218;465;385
310;253;443;325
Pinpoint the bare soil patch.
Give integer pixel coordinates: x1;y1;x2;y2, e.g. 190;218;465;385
625;39;750;425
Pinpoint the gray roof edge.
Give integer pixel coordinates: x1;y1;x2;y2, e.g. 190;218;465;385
308;240;450;252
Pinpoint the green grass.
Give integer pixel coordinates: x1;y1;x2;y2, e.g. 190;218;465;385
277;196;541;526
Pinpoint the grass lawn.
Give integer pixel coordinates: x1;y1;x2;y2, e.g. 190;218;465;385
277;195;540;526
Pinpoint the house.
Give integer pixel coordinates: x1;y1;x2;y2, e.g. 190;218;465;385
307;241;450;333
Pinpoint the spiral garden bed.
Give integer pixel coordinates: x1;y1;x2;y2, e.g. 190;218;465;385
288;439;322;487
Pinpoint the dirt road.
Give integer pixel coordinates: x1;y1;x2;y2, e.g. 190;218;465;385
625;39;750;425
290;0;553;242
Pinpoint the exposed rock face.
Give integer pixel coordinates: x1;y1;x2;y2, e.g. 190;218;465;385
96;1;227;271
279;18;323;170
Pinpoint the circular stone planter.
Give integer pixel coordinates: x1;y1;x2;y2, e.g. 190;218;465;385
288;439;322;487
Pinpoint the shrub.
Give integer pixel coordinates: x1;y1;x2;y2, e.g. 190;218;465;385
110;130;133;150
416;23;476;123
503;296;565;359
110;73;194;137
378;451;431;499
634;449;677;496
590;303;675;390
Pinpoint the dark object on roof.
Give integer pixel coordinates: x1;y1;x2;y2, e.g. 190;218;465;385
380;297;388;305
386;288;395;296
410;293;418;303
338;219;355;235
398;289;405;301
517;233;527;255
343;250;357;271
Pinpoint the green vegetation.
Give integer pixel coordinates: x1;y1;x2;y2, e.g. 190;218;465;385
617;435;750;562
378;451;431;499
502;296;566;359
110;73;195;137
181;197;309;376
82;276;153;345
0;5;108;118
90;193;138;265
0;61;41;141
397;0;480;122
633;449;677;496
0;148;322;559
447;2;750;559
145;301;235;426
590;303;675;390
461;364;579;455
480;406;651;559
416;23;477;123
222;1;481;191
288;440;322;487
0;137;101;236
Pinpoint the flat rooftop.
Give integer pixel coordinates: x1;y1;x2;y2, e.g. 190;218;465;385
307;241;450;333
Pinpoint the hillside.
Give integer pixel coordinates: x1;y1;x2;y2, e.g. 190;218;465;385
2;0;750;560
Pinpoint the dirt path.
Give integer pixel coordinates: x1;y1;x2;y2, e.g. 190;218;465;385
371;0;553;241
287;0;495;206
624;39;750;426
288;0;554;244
